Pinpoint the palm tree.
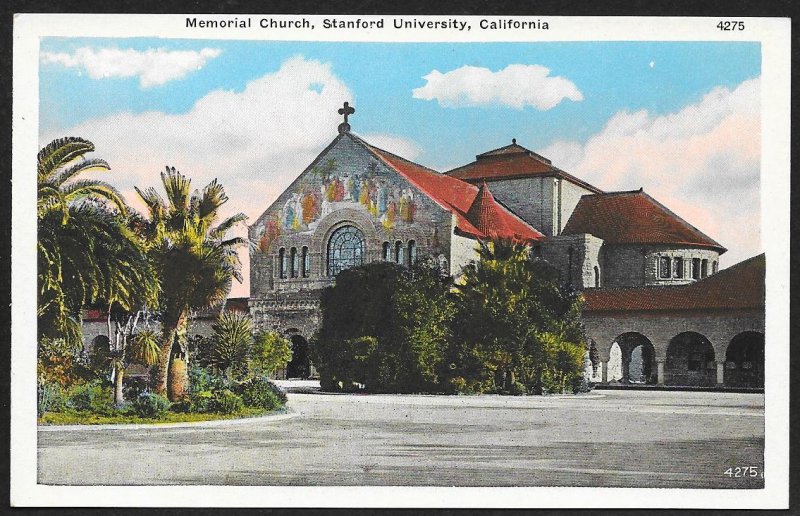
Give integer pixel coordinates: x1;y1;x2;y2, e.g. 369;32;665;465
37;137;128;349
135;167;247;399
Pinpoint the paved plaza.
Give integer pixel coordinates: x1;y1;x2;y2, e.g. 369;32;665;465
38;387;764;488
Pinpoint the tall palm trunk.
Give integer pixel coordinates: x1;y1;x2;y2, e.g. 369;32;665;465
155;309;187;397
114;367;125;406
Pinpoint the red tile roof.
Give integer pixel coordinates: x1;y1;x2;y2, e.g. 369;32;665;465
446;141;602;193
562;190;726;252
356;135;544;243
583;254;764;313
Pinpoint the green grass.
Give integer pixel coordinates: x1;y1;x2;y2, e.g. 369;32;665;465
38;406;283;426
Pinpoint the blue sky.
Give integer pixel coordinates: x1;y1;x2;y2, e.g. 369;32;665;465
39;38;762;296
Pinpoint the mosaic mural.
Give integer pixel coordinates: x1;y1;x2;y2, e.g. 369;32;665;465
256;159;420;253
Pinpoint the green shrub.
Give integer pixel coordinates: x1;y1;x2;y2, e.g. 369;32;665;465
188;365;225;394
131;392;171;418
37;381;67;416
234;377;285;410
209;389;244;414
67;381;114;414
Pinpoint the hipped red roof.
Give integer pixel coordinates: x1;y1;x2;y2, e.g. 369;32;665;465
446;141;602;193
583;254;764;313
563;190;726;252
358;136;543;243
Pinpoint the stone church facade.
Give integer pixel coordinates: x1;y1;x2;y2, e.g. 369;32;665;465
247;106;765;388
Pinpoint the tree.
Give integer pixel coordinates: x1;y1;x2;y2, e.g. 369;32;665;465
449;239;586;394
206;311;253;380
135;167;247;399
250;331;292;378
311;261;454;393
37;137;127;349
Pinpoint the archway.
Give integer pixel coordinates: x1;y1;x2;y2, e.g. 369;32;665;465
286;335;311;379
666;332;715;386
725;331;764;387
609;332;656;384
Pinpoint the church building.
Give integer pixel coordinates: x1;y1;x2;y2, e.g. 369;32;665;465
248;104;765;388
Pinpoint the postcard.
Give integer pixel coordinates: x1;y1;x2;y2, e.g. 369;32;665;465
11;13;791;509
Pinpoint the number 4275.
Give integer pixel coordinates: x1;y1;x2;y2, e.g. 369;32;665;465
718;21;745;31
724;466;760;478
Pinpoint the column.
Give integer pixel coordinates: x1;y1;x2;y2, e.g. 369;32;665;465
656;360;665;385
716;361;725;386
601;360;609;384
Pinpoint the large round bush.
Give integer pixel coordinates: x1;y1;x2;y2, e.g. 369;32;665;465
235;377;285;410
132;392;171;418
209;389;244;414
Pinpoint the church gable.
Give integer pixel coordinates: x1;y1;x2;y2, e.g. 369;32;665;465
250;133;451;255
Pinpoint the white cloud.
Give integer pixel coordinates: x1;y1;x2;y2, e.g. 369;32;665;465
359;133;422;161
41;56;423;297
412;64;583;110
41;47;222;87
538;77;761;269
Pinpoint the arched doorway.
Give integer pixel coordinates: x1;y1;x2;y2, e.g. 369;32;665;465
609;332;656;384
725;331;764;387
666;332;715;386
286;335;311;379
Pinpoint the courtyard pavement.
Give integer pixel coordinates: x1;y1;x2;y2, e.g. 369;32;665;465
37;386;764;488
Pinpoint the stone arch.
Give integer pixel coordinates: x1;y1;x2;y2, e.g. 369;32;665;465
724;331;764;388
313;207;380;258
666;331;715;386
326;225;366;277
606;332;655;384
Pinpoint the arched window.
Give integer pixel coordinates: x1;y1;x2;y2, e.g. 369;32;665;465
327;225;365;276
395;240;404;265
278;248;286;279
290;247;298;278
301;246;309;277
382;241;391;261
692;258;701;280
659;256;671;279
672;257;684;278
701;259;708;278
594;265;600;288
408;240;417;265
712;261;718;275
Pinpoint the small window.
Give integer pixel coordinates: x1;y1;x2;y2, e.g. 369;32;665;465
659;256;671;279
701;259;708;278
712;261;718;274
290;247;298;278
301;246;309;278
692;258;701;280
382;242;391;261
408;240;417;265
593;265;600;288
395;241;404;265
278;248;287;279
672;257;683;279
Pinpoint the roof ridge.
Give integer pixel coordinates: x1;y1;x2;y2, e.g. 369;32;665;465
350;132;443;175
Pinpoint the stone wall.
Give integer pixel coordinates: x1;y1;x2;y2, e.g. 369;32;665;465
557;179;595;236
483;177;555;236
598;244;721;288
539;233;604;289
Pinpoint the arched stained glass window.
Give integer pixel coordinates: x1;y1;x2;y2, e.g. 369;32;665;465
408;240;417;265
278;248;287;279
290;247;298;278
382;242;391;261
395;241;404;265
327;225;365;276
302;246;310;277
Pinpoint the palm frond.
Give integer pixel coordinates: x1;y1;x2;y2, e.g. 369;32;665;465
49;158;110;188
209;212;247;239
61;180;127;214
37;137;95;182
